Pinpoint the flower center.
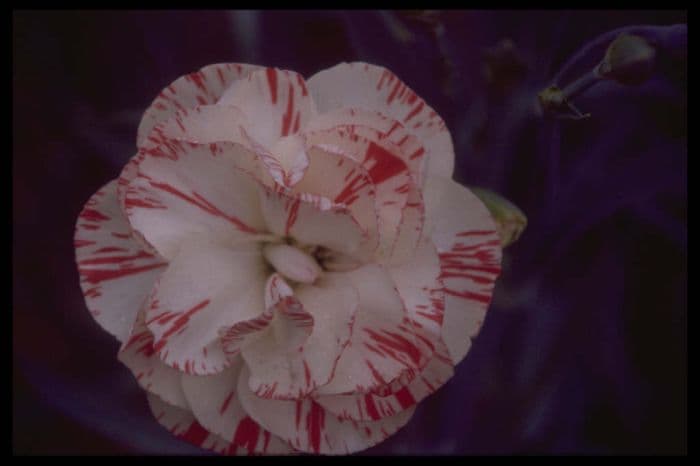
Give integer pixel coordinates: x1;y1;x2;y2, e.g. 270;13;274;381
262;242;322;284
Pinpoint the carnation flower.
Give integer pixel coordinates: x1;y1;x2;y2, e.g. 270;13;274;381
74;62;503;455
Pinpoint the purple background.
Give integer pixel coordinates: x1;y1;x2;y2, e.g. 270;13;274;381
13;10;686;455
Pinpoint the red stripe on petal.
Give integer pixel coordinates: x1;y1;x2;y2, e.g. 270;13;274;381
232;416;260;453
364;328;422;367
403;101;425;123
94;246;128;254
74;239;96;248
281;82;294;137
439;271;494;284
296;74;308;96
266;68;278;104
295;400;302;429
363;141;407;184
78;250;156;266
386;80;402;104
79;208;110;222
306;402;325;454
409;147;425;160
154;299;210;351
393;386;416;409
262;430;271;453
179;421;209;446
147;181;258;234
219;390;236;415
443;288;493;304
80;262;166;285
456;230;499;237
284;198;301;236
364;393;381;420
187;71;208;94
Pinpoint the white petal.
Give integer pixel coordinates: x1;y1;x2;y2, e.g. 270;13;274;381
145;240;267;375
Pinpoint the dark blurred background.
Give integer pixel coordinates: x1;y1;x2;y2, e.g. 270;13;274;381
13;10;687;455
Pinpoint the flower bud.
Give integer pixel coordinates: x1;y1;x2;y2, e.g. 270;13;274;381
537;85;565;115
596;33;656;85
471;187;527;247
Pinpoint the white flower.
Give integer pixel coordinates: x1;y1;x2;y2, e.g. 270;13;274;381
74;62;502;455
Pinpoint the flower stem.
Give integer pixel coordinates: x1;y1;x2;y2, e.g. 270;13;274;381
560;69;603;102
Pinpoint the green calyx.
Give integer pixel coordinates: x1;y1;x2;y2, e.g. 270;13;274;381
471;187;527;248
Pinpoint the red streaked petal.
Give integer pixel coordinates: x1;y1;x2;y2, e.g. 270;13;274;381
423;176;503;364
305;107;426;183
126;105;261;221
179;356;294;455
116;152;146;218
241;275;357;400
218;67;317;148
314;264;431;396
147;391;291;456
257;182;368;258
219;312;273;360
146;392;235;455
388;239;444;339
145;241;267;375
141;104;251;152
137;62;262;148
237;365;415;454
316;340;453;421
264;274;314;352
263;134;310;188
118;309;189;409
125;140;266;260
384;180;425;266
303;125;413;257
307;62;454;179
75;180;166;342
218;273;313;363
291;141;380;251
